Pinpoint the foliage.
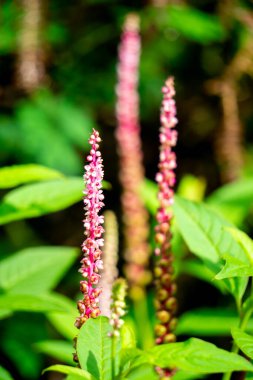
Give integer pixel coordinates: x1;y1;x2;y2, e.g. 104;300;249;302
1;1;253;380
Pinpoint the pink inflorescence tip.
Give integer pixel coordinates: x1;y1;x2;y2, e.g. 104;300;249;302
75;129;105;329
155;78;178;243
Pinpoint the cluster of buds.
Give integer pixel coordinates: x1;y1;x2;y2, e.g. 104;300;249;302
109;278;128;337
154;78;178;378
99;210;119;317
75;129;105;329
116;13;151;299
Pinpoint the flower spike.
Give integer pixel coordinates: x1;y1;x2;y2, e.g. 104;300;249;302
154;78;178;379
75;129;105;329
115;13;151;299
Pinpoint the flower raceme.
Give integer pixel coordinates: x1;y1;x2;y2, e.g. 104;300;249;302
154;78;178;349
116;13;151;299
75;129;105;329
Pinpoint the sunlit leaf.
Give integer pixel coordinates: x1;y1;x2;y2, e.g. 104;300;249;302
0;164;63;189
0;246;78;294
176;308;253;336
76;316;113;380
216;228;253;279
149;338;253;373
0;366;14;380
173;196;248;301
43;364;95;380
0;178;109;224
0;293;69;312
231;328;253;359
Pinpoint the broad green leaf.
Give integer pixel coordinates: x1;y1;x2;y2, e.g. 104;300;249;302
231;328;253;359
0;178;83;224
76;316;113;380
123;363;158;379
0;177;110;225
216;228;253;279
120;348;150;378
173;196;248;301
208;179;253;208
167;5;226;44
0;246;78;294
0;309;12;319
174;196;225;263
149;338;253;373
0;293;69;312
207;179;253;225
0;164;63;189
176;308;253;336
0;366;14;380
34;340;74;365
43;364;95;380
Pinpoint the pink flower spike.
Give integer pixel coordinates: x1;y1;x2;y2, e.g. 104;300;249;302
115;13;151;299
75;129;104;329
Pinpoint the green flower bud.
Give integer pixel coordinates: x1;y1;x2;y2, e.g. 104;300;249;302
155;324;167;337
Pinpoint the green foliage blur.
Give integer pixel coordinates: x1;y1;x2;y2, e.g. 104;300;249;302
1;1;253;380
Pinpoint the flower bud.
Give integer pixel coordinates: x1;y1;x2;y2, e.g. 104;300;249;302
158;289;169;301
155;324;167;337
157;310;171;323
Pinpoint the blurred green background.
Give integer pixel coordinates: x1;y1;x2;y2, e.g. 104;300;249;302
1;1;253;379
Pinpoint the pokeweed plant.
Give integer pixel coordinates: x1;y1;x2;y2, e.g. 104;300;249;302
44;81;253;380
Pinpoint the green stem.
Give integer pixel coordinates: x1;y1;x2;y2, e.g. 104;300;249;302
133;294;153;350
111;334;116;379
222;280;253;380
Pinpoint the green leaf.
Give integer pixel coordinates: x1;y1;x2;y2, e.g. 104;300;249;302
0;178;83;224
231;328;253;359
76;316;113;380
208;179;253;208
176;308;253;336
0;246;78;294
207;179;253;225
216;228;253;279
173;196;248;301
0;164;63;189
0;177;110;225
167;5;226;44
121;323;137;349
123;364;158;380
0;293;70;312
43;364;95;380
148;338;253;373
0;309;13;319
34;340;74;365
0;366;14;380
